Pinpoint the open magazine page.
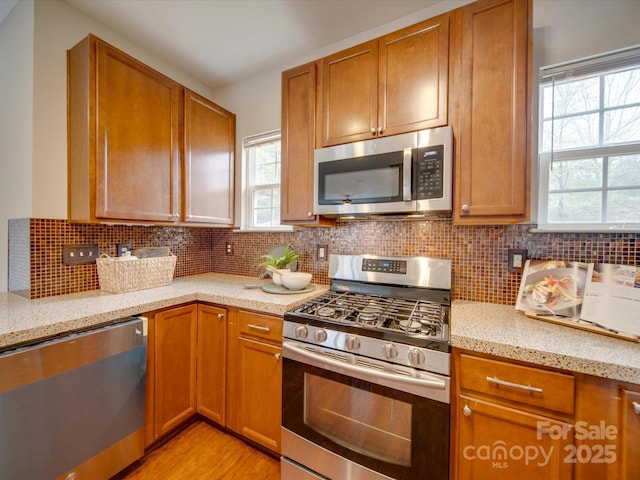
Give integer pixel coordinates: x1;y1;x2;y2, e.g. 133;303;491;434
515;260;589;319
580;264;640;337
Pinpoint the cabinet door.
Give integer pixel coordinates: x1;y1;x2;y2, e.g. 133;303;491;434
95;39;180;222
320;40;379;146
196;304;227;425
379;14;449;137
183;89;235;225
620;389;640;480
282;63;319;224
452;0;531;224
236;337;282;453
154;304;197;439
457;395;573;479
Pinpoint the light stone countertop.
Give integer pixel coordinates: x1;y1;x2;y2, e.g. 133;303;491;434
0;273;327;351
3;280;638;384
451;300;640;384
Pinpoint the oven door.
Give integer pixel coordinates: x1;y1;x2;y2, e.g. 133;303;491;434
281;340;449;480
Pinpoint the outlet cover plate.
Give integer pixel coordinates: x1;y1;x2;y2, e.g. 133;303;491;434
508;248;528;273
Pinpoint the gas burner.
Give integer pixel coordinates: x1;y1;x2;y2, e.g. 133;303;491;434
399;320;422;332
358;306;380;324
317;306;337;317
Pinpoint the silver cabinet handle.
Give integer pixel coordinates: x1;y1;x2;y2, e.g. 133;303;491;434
377;126;383;134
461;204;470;213
307;211;313;217
370;127;377;135
217;313;224;319
274;353;281;360
486;376;543;393
248;324;270;333
463;405;472;416
633;401;640;414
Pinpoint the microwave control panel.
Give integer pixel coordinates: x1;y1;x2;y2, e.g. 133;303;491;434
414;145;444;200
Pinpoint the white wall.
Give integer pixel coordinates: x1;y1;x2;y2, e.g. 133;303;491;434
0;0;34;293
212;0;640;224
0;0;219;292
2;0;640;293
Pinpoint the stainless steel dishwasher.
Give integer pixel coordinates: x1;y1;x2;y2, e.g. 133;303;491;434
0;316;147;480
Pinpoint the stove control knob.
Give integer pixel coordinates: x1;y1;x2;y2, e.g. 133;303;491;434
382;343;398;360
314;329;328;343
294;325;308;340
408;348;425;366
345;335;360;351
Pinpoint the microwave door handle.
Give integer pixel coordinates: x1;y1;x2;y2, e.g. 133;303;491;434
403;148;412;201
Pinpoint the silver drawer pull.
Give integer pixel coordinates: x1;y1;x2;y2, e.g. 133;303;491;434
633;401;640;415
486;376;543;394
248;324;270;333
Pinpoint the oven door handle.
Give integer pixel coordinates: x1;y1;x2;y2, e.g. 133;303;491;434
283;341;447;391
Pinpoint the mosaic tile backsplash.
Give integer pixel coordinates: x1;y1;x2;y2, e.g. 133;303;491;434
11;217;639;305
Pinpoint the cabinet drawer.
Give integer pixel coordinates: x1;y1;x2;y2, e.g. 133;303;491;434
238;310;282;343
459;354;575;415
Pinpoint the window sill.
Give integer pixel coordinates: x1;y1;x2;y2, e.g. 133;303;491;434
532;226;640;234
232;226;295;233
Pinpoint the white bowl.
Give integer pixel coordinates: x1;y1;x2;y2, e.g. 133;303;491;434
281;272;312;290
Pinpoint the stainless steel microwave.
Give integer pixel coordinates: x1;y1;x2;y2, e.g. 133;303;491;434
314;126;452;217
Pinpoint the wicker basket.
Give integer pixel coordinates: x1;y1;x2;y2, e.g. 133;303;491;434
96;253;177;293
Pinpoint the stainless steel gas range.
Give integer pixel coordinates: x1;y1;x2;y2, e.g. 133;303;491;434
281;254;451;480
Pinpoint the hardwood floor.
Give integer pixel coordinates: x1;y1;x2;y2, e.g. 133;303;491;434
122;421;280;480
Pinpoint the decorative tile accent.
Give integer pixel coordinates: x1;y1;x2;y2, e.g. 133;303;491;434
13;218;639;306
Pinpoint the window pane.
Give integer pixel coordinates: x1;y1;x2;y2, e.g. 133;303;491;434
607;189;640;221
254;160;279;185
274;188;280;207
608;154;640;187
548;158;602;190
542;113;600;152
604;106;640;144
254;208;273;227
548;191;601;222
604;68;640;107
254;189;273;208
551;77;600;116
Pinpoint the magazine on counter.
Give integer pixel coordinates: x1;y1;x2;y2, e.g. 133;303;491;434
580;263;640;337
516;260;640;338
515;260;589;320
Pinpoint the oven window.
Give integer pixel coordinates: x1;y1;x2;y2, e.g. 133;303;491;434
304;372;412;466
324;167;400;201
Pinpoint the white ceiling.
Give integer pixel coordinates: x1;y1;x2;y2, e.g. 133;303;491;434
64;0;444;89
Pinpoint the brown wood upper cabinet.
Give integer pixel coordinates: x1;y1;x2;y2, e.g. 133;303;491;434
68;34;235;226
280;62;334;225
450;0;532;224
183;89;235;225
319;14;450;147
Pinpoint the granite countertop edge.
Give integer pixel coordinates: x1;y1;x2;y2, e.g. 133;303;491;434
0;273;327;351
451;300;640;384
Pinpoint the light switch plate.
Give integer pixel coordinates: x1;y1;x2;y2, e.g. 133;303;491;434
63;244;99;265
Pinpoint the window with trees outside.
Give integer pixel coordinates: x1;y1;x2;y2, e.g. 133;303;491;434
242;130;290;230
538;45;640;231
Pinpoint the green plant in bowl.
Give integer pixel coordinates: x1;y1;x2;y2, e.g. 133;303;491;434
258;244;298;269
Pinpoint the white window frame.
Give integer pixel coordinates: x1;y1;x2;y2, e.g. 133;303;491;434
240;130;292;231
536;45;640;233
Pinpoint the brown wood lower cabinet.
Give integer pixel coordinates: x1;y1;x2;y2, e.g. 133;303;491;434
145;303;282;455
227;310;283;453
146;304;198;446
457;394;573;479
196;304;227;425
453;348;640;480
